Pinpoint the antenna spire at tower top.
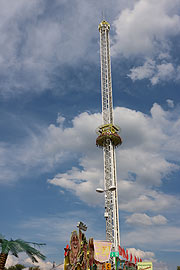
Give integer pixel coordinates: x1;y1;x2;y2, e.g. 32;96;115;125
102;9;105;20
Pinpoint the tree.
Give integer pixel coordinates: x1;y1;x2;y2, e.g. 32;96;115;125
5;264;25;270
0;234;46;270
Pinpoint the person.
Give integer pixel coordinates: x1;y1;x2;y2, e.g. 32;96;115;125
69;231;80;268
64;231;80;270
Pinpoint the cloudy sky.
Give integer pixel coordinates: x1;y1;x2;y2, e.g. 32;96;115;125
0;0;180;269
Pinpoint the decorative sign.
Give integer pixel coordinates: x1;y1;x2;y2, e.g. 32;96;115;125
110;252;119;257
105;263;111;270
64;229;91;270
137;262;153;270
94;241;112;263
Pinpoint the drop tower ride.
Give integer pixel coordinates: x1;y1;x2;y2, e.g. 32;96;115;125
96;20;122;254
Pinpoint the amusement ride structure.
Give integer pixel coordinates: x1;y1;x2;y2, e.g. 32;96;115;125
63;20;143;270
96;20;122;256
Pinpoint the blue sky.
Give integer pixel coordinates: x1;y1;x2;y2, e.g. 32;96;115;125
0;0;180;269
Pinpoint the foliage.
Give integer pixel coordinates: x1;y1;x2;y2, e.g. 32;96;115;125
5;264;25;270
0;234;46;270
0;235;46;262
29;267;40;270
0;234;46;262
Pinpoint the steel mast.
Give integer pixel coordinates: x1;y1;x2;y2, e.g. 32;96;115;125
96;20;122;253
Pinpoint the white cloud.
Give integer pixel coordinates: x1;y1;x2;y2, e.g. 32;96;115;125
128;58;155;81
1;0;180;95
47;104;180;214
122;248;169;270
124;226;180;248
0;0;47;96
114;1;180;85
1;104;180;215
0;0;96;96
0;0;133;96
56;114;65;126
5;254;19;268
112;0;180;57
152;215;167;225
166;99;174;108
151;62;175;85
5;254;53;270
128;57;178;85
25;258;53;270
127;248;155;260
126;213;167;226
0;111;102;184
119;187;179;213
48;167;103;206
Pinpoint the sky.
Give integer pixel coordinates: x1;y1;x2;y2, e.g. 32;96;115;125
0;0;180;269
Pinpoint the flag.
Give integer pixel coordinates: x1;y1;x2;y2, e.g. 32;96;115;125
126;249;129;261
130;254;133;262
122;248;126;258
119;246;122;256
134;256;137;264
64;244;69;257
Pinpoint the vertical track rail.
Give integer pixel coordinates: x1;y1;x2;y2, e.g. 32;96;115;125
98;21;121;254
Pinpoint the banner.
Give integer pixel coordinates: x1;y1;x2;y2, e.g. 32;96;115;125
94;241;112;263
137;262;153;270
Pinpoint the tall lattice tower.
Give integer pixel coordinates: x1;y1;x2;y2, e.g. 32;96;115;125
96;20;122;253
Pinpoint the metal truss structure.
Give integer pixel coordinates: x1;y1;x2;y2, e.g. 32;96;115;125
96;20;122;254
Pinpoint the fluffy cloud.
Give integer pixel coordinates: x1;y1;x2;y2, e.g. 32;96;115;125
5;254;53;270
127;248;155;260
48;103;180;214
1;104;180;215
25;258;53;270
123;247;168;269
0;0;47;96
126;213;167;226
124;225;180;250
112;0;180;57
0;0;98;96
166;99;174;108
1;0;180;95
48;167;103;206
119;186;179;213
128;58;156;81
49;171;180;212
0;0;134;97
0;111;101;184
127;57;180;84
113;0;180;85
5;255;19;268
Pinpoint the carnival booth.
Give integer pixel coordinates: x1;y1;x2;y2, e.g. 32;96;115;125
64;223;141;270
